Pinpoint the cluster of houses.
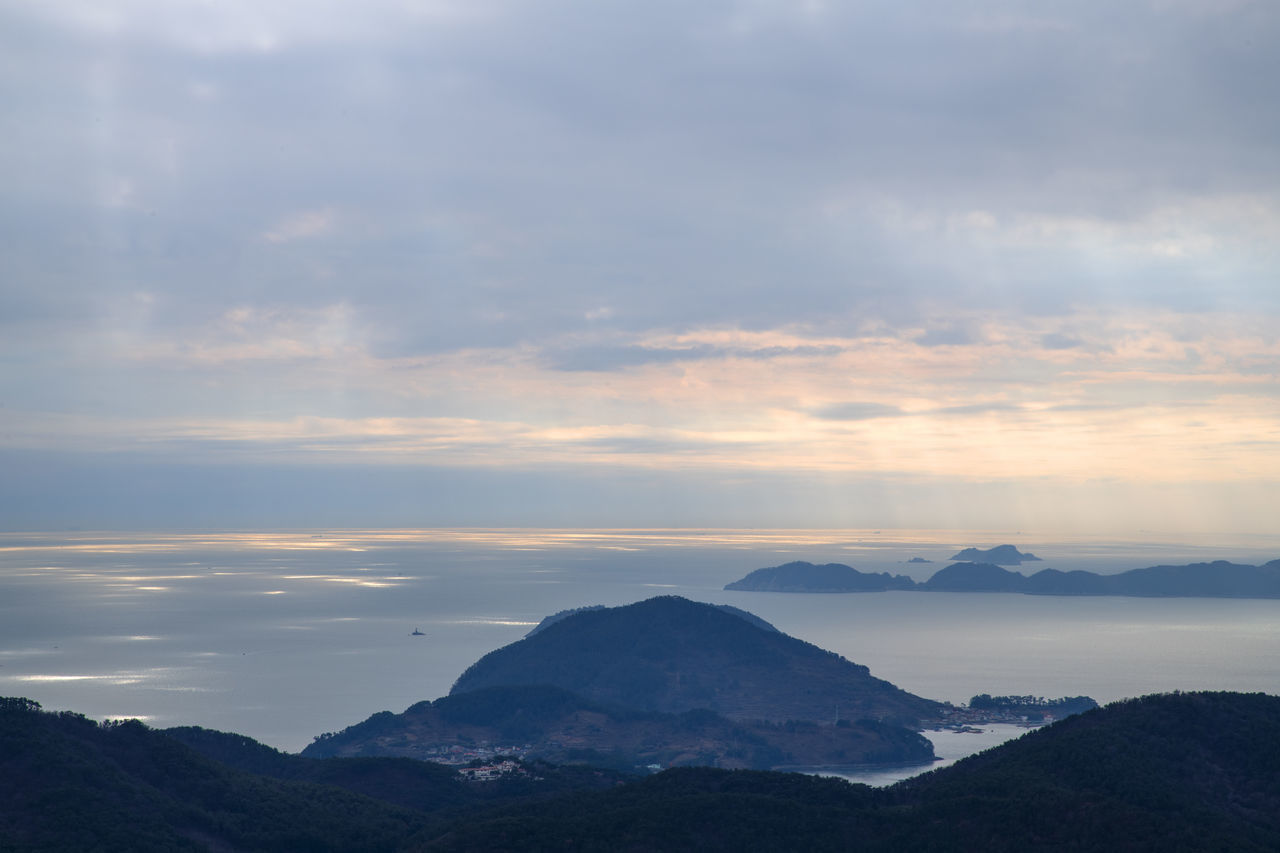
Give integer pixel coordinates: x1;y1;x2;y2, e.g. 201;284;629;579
929;704;1053;729
457;759;525;782
413;742;533;765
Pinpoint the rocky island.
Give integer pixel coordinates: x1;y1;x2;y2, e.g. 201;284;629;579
948;544;1042;564
723;560;915;593
726;551;1280;598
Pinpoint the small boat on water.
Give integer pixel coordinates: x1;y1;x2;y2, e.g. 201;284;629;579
410;628;425;636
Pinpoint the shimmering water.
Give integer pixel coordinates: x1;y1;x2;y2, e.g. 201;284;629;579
2;528;1278;768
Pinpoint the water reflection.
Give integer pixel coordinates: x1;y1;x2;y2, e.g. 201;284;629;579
2;529;1279;753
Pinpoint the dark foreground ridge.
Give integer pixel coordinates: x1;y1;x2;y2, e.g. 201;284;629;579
7;692;1277;851
431;691;1280;851
726;556;1280;598
449;595;942;724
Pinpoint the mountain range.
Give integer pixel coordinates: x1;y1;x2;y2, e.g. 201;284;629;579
726;554;1280;598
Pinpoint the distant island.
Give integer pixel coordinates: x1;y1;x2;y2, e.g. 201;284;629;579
949;544;1041;564
924;558;1280;597
725;552;1280;598
724;561;915;593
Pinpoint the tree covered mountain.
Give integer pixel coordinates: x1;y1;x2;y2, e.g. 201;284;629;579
724;561;916;592
449;596;942;725
5;692;1278;851
430;692;1280;851
0;697;430;852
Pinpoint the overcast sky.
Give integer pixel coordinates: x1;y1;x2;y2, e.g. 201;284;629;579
2;0;1278;532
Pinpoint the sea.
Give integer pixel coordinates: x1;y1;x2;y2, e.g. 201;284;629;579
3;528;1279;786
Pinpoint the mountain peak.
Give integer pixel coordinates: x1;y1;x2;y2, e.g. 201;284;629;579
450;596;939;724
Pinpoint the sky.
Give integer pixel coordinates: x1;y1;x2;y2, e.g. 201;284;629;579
2;0;1278;533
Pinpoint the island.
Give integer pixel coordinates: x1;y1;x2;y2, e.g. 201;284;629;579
921;558;1280;597
724;560;915;592
307;596;942;771
726;553;1280;598
949;544;1042;564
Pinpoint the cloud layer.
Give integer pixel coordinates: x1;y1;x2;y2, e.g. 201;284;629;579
2;1;1278;531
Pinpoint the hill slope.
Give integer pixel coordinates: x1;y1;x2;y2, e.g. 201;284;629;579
301;684;934;770
724;561;916;592
0;697;428;852
427;692;1280;851
449;596;941;725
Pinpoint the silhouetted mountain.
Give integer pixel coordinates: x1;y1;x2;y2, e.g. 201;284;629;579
724;561;916;592
950;544;1042;564
431;692;1280;851
8;692;1279;850
449;596;942;725
165;722;629;811
919;561;1027;592
0;697;429;852
1020;567;1111;595
528;602;777;636
916;558;1280;598
301;684;934;770
1021;560;1280;597
1094;560;1280;598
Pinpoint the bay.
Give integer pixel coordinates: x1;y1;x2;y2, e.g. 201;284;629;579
2;528;1278;773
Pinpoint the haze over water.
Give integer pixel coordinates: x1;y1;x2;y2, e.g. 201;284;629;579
3;528;1278;760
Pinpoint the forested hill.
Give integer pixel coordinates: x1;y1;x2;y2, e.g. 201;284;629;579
428;692;1280;851
449;596;942;724
0;697;431;851
4;692;1278;850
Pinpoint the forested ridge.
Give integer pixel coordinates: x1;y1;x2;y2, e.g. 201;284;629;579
3;692;1278;851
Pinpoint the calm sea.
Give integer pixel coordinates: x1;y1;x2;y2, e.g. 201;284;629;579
3;529;1278;783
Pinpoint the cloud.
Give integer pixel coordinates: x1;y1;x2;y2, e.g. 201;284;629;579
263;208;337;244
3;1;1279;528
1041;333;1083;350
915;327;976;347
813;403;904;421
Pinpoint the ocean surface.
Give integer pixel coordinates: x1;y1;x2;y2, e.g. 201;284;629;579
3;528;1279;784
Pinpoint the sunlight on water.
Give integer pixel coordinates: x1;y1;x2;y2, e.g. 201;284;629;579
3;528;1279;753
